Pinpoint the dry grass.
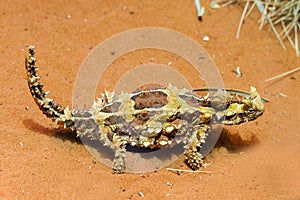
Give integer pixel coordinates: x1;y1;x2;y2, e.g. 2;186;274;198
236;0;300;56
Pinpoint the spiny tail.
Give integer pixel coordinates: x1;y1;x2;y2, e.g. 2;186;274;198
25;45;101;139
25;45;74;128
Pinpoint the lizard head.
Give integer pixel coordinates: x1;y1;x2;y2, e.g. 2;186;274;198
222;86;265;125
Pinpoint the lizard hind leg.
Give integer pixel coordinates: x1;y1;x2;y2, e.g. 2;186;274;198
112;144;127;174
184;125;209;170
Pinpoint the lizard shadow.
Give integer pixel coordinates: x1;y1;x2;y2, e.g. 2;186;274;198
214;127;259;153
23;118;82;144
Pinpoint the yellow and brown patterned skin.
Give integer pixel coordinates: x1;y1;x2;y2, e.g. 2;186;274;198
25;45;265;174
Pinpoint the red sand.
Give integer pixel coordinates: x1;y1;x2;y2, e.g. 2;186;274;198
0;1;299;199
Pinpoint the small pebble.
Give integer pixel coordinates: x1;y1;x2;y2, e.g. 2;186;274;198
66;14;71;19
166;182;172;186
138;192;144;197
19;142;23;147
140;174;146;178
202;36;209;41
210;2;221;9
167;61;172;66
279;93;287;97
236;66;242;77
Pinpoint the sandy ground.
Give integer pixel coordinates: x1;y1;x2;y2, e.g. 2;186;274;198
0;0;300;199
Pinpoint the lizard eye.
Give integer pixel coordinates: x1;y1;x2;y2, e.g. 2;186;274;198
248;108;255;113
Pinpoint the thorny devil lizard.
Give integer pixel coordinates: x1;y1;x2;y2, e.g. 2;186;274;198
25;45;265;174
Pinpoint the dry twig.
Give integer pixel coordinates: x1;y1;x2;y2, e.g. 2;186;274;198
166;168;213;174
237;0;300;56
265;66;300;81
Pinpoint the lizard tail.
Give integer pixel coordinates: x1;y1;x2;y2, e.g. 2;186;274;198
25;45;74;128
